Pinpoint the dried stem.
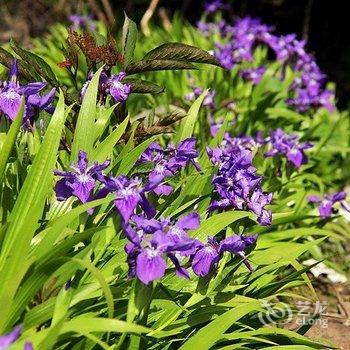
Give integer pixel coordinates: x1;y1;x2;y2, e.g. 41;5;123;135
140;0;160;37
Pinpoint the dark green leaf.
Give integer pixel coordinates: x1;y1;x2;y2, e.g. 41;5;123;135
10;41;59;87
143;43;222;67
125;59;196;75
0;47;39;81
124;78;165;94
122;13;138;68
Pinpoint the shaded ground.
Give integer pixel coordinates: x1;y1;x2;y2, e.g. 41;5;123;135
307;321;350;350
290;282;350;349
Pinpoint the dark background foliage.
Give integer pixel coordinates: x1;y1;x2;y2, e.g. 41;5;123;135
1;0;349;107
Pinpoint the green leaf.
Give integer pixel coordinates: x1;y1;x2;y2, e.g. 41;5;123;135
176;89;208;142
10;41;59;87
116;136;157;175
70;257;114;319
125;59;196;75
51;286;73;326
6;228;109;330
0;48;36;81
91;31;107;46
266;107;305;122
122;13;138;68
38;316;66;350
0;98;24;183
143;43;222;67
71;66;103;160
0;91;66;332
0;47;14;67
31;196;114;261
124;78;165;94
14;317;151;349
94;104;118;142
179;299;261;350
224;327;333;349
191;211;254;240
92;116;129;163
114;123;137;165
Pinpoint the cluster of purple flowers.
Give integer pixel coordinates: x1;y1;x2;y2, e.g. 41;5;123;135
81;71;131;103
54;151;155;220
138;137;201;196
0;59;56;124
198;3;335;112
264;128;313;168
0;325;33;350
54;138;259;284
262;33;335;112
211;17;273;70
308;191;350;218
54;139;201;218
207;134;273;226
123;212;257;284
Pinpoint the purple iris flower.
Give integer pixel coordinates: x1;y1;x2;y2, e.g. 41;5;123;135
308;191;350;218
247;190;273;226
80;70;109;100
166;138;201;172
0;325;33;350
68;13;96;31
99;175;155;222
0;59;56;123
207;135;273;225
81;71;131;103
0;325;22;350
54;150;110;204
265;129;313;168
133;231;184;284
108;72;131;103
192;234;257;276
139;138;201;196
159;212;200;256
139;142;174;196
214;43;236;70
123;212;200;284
241;67;266;85
113;176;144;222
319;89;335;112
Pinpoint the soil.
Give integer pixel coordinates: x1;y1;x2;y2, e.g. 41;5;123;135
293;282;350;349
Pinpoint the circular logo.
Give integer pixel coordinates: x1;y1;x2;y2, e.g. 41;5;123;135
258;300;293;326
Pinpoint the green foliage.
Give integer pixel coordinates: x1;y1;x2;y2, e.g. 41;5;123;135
10;40;60;87
122;13;138;69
